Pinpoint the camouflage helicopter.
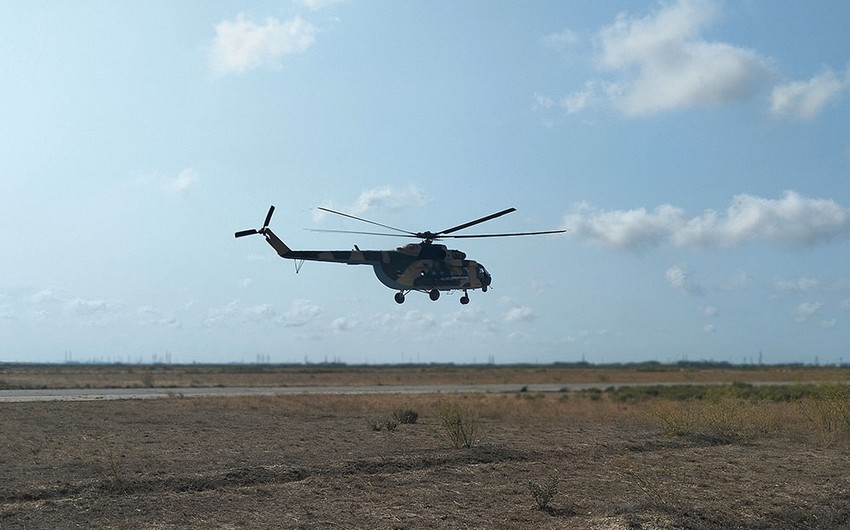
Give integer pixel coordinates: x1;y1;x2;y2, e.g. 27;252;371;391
235;205;565;304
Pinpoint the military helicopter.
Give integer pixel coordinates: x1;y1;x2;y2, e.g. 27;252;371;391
235;205;565;304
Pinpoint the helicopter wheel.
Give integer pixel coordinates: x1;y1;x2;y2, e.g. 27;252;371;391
394;292;405;304
460;295;470;305
429;289;440;301
482;285;488;293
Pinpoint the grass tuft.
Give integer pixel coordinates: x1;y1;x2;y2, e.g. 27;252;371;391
437;399;478;448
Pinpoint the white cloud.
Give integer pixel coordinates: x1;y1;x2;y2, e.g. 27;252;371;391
402;310;437;333
564;191;850;251
282;299;321;327
703;305;718;317
210;14;316;77
703;323;716;334
295;0;345;11
665;264;703;296
771;67;850;120
32;288;64;304
794;301;823;323
351;185;429;214
775;277;819;292
0;305;16;320
163;168;199;196
204;299;320;328
560;84;595;114
541;28;580;50
66;298;109;315
316;185;429;221
532;92;555;110
819;319;837;330
563;202;685;252
504;305;535;324
134;168;200;197
560;0;774;116
677;191;850;248
331;317;357;334
136;306;181;329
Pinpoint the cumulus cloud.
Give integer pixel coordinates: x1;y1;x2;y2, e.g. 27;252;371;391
136;306;181;328
541;28;580;50
819;319;837;330
548;0;774;117
295;0;345;10
66;297;110;316
775;277;819;292
134;168;200;197
771;67;850;120
164;168;199;196
794;301;823;323
209;14;316;76
563;202;684;252
564;191;850;251
504;305;535;324
665;264;703;296
315;185;429;221
350;185;429;214
331;316;357;334
204;299;320;328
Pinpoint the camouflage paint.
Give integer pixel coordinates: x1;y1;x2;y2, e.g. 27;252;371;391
263;229;491;293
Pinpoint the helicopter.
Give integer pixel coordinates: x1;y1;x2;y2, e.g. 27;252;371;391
235;204;565;304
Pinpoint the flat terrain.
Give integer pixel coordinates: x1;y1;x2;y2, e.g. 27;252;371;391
1;365;849;529
1;363;847;390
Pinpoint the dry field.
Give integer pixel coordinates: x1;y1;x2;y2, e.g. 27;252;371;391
0;366;850;529
1;363;848;390
1;367;850;529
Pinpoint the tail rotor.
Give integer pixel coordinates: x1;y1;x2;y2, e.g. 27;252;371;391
235;205;275;238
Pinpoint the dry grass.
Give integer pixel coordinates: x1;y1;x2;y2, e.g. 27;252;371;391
1;363;848;390
2;370;850;529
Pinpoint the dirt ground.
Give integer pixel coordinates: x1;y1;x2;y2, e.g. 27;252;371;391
1;390;848;529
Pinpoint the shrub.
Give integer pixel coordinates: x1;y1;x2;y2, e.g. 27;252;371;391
437;399;477;448
527;476;559;511
799;384;850;446
392;408;419;424
650;397;778;443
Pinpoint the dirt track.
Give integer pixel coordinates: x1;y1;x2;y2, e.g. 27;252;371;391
1;391;848;529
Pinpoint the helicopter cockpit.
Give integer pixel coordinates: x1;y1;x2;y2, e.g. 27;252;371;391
477;263;492;287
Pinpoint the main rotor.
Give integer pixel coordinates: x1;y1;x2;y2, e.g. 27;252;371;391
311;206;565;243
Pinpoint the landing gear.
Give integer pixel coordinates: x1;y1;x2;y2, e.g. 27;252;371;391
429;289;440;301
394;292;405;304
460;290;470;305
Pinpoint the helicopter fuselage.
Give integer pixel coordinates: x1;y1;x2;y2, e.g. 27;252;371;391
278;238;491;294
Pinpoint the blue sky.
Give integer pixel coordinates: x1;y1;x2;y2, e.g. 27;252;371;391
3;0;850;365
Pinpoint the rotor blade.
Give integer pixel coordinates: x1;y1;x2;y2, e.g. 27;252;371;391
317;207;416;236
441;229;567;239
263;205;275;228
305;228;419;238
437;207;517;236
235;229;259;238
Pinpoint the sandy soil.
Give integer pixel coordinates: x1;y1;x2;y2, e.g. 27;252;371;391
1;391;848;529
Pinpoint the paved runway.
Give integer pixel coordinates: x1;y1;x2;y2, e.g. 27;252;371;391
0;383;591;402
0;380;822;403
